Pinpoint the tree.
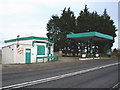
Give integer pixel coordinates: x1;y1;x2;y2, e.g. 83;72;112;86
77;5;91;32
47;7;77;53
96;9;117;55
46;5;117;56
47;15;60;51
77;7;117;55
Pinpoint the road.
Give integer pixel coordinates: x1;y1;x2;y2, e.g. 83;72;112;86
2;59;119;89
26;65;118;88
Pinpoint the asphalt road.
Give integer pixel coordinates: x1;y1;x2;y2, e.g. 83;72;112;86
26;65;118;88
2;59;119;89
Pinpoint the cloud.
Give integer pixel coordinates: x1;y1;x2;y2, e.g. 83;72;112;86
0;2;36;16
1;21;47;37
0;0;119;49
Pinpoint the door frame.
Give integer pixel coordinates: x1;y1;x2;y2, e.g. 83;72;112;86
25;49;31;63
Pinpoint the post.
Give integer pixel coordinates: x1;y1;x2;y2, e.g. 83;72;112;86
90;39;93;58
43;58;44;63
86;41;89;58
36;58;38;64
17;35;20;48
80;42;83;58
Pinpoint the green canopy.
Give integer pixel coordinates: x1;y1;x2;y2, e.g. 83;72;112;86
67;32;113;41
66;32;113;58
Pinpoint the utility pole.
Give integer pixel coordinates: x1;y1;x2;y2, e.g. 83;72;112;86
17;35;20;48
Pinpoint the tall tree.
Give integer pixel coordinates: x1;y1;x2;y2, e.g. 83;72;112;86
46;5;117;56
97;9;117;54
47;7;77;53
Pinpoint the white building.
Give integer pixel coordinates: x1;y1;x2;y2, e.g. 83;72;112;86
2;36;57;64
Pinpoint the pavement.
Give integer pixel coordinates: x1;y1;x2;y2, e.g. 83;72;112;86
2;57;112;74
2;57;79;74
2;58;119;89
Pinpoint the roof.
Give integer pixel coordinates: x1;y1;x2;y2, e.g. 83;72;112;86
67;32;113;41
4;36;53;43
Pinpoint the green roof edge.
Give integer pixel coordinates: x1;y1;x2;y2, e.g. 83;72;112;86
4;36;53;43
67;32;113;40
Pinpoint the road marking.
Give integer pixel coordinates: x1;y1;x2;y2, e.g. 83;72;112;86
2;62;119;89
111;82;120;89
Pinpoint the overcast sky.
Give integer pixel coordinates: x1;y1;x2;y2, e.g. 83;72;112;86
0;0;119;49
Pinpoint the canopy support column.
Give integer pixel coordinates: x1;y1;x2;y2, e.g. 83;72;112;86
90;39;93;58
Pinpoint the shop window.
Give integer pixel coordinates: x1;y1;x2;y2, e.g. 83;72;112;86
37;46;45;55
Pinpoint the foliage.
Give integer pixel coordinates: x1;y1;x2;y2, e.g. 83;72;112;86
46;5;117;56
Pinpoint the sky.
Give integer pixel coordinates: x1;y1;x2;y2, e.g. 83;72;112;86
0;0;119;49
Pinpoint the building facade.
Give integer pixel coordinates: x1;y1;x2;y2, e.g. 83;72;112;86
2;36;55;64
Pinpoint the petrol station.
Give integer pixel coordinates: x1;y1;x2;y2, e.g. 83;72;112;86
67;32;113;58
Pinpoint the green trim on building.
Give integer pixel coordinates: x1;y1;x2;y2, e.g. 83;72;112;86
36;56;58;63
46;43;52;47
67;32;113;40
4;36;53;43
32;41;53;47
32;41;47;47
37;46;45;55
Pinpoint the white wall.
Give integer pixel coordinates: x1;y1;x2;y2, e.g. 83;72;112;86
14;44;29;64
2;45;14;64
51;44;54;55
13;42;49;63
2;39;54;64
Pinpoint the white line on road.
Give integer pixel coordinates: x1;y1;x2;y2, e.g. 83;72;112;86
111;82;120;88
2;62;119;89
